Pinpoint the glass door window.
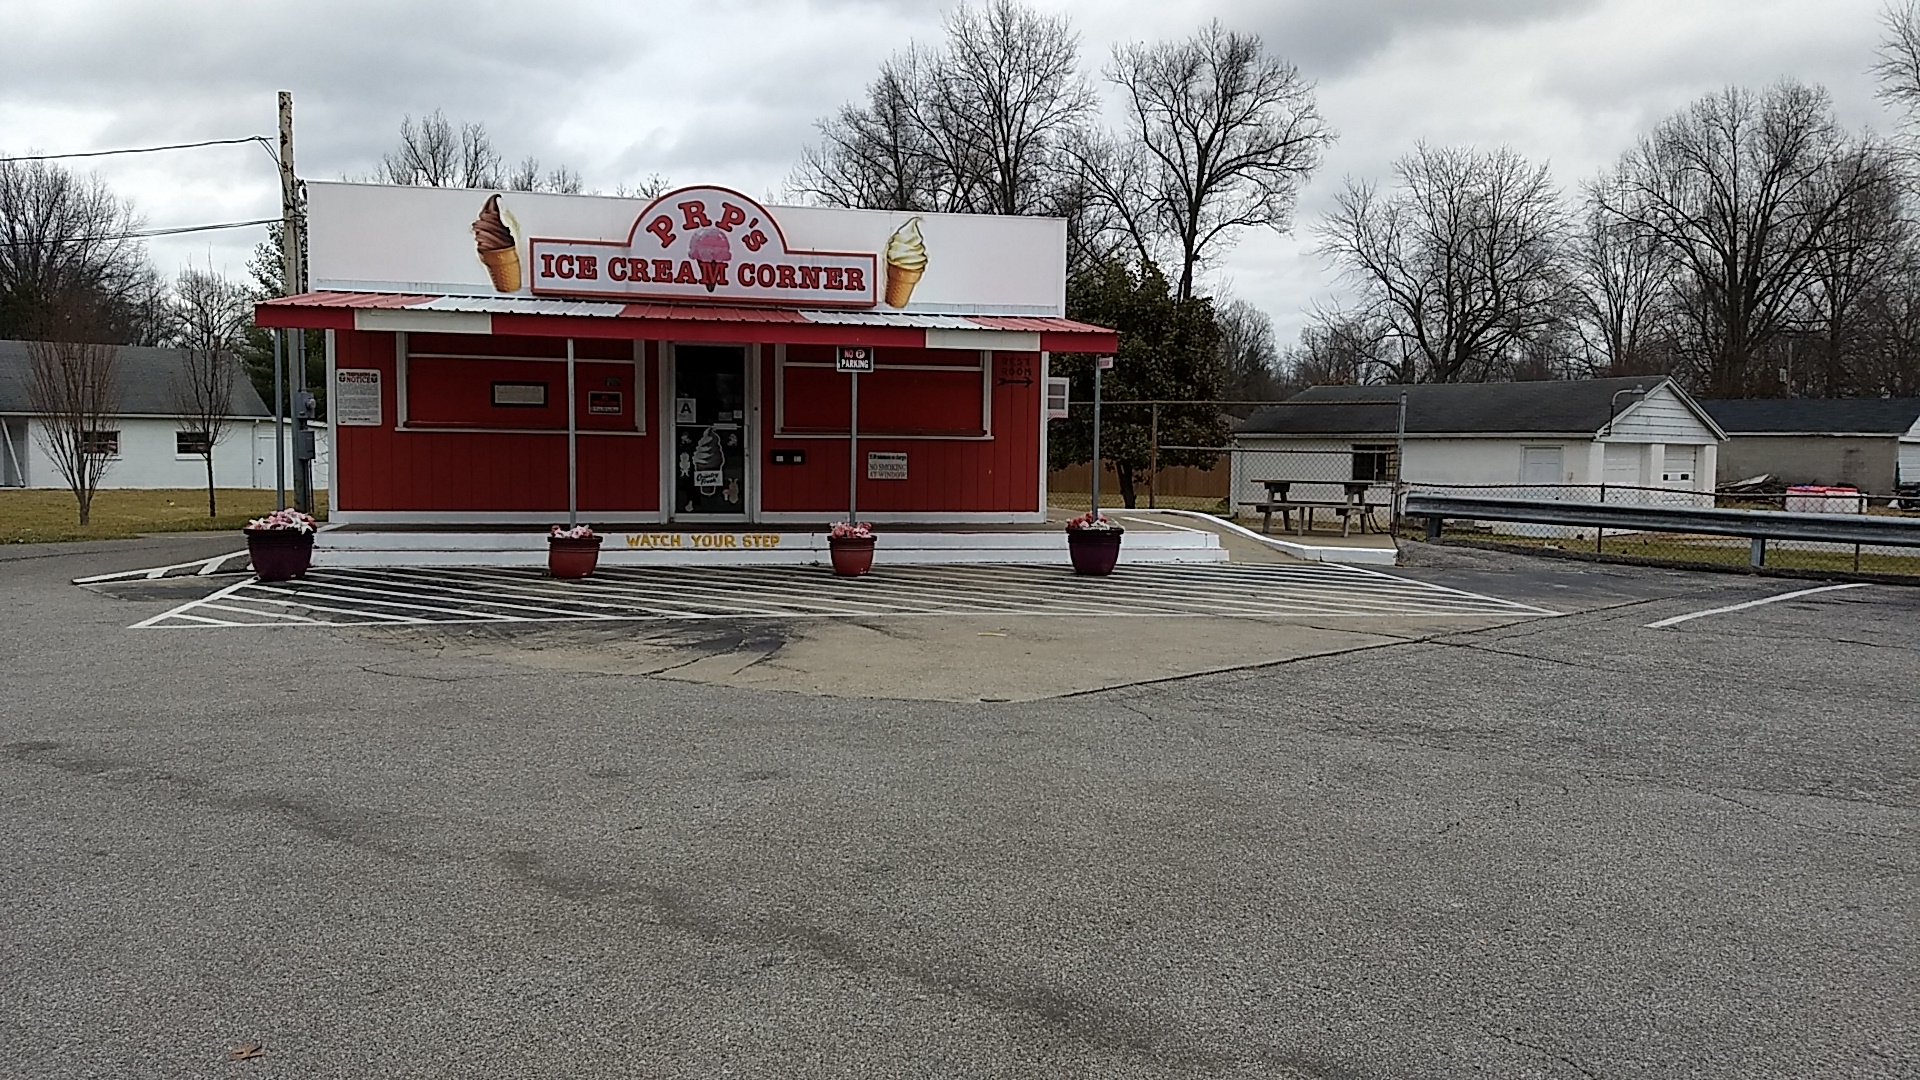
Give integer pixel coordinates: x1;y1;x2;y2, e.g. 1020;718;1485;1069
673;345;748;517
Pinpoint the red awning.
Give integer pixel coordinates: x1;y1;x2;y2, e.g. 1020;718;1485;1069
256;292;1118;353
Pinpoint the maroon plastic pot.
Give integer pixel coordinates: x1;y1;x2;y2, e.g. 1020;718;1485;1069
1066;528;1123;576
548;535;603;579
828;535;876;577
245;529;314;582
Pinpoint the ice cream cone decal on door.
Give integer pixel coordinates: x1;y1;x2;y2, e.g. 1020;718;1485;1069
472;194;520;292
884;217;926;308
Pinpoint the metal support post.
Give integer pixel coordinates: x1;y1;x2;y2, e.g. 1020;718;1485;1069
1090;364;1102;515
1749;537;1766;567
1392;391;1407;535
1425;515;1441;541
272;329;286;507
1147;402;1159;510
848;369;860;524
566;338;578;527
292;330;312;514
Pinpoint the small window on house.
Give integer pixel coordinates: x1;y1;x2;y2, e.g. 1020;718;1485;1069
491;381;548;407
1352;444;1394;482
81;430;120;457
176;431;212;456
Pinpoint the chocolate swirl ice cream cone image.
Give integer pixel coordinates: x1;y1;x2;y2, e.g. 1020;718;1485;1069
472;194;520;292
883;216;927;308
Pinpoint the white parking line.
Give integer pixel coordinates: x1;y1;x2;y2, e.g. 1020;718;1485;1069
1644;583;1871;629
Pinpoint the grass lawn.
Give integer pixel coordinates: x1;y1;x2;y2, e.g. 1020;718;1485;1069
1427;527;1920;578
0;488;328;544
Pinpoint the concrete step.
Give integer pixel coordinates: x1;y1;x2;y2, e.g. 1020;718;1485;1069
312;527;1226;567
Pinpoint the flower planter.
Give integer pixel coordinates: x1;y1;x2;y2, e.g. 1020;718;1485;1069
828;535;876;577
548;535;603;579
1066;528;1123;576
246;529;314;582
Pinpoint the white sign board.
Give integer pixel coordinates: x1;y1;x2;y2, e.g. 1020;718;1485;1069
334;369;381;426
867;452;908;480
305;181;1067;315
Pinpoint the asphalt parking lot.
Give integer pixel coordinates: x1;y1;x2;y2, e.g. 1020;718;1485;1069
1;533;1914;1078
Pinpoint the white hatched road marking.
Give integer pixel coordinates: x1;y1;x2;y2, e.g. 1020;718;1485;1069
132;562;1555;629
75;551;251;584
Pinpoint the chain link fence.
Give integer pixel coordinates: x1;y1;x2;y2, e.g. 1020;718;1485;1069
1047;398;1406;525
1406;481;1920;577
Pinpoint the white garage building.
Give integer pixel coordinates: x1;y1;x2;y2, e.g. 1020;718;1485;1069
1233;377;1725;509
0;340;324;490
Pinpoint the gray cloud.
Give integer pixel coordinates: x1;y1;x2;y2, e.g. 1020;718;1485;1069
0;0;1896;343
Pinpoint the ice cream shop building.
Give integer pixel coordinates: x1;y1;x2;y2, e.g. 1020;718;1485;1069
255;182;1117;545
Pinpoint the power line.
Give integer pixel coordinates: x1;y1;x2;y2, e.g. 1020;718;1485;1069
0;137;274;164
6;218;279;246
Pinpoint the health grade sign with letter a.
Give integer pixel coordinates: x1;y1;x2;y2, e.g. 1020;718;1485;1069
529;187;878;308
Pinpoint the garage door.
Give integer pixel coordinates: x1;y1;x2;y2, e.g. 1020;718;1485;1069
1661;445;1698;487
1901;441;1919;486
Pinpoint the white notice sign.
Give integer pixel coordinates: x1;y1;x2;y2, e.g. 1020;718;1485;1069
335;369;381;425
867;451;907;480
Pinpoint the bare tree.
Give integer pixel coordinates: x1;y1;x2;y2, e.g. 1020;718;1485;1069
1318;144;1574;383
1103;22;1333;300
936;1;1095;215
1875;1;1920;131
1797;143;1908;396
1596;82;1879;397
0;158;161;343
792;1;1093;216
1283;309;1397;388
1214;298;1285;401
26;293;121;525
614;174;674;200
795;49;948;211
380;110;497;187
507;156;584;194
167;268;251;516
378;111;584;193
1571;169;1677;377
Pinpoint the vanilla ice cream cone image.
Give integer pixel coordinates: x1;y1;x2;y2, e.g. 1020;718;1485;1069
472;194;520;292
688;228;732;293
884;216;927;308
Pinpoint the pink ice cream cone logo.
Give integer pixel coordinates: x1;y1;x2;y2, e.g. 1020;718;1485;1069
688;228;732;293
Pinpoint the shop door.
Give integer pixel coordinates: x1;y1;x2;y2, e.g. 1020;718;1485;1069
671;345;749;518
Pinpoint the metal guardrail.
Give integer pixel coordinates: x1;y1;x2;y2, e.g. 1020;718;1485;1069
1404;493;1920;566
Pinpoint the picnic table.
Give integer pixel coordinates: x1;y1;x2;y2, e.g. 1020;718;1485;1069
1240;479;1389;537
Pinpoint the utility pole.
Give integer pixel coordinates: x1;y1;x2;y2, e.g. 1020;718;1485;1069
279;91;314;514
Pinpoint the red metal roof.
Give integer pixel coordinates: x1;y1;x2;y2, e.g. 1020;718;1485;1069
255;292;1117;352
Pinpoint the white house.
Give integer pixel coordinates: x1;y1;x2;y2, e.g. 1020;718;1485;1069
0;340;327;490
1232;377;1726;514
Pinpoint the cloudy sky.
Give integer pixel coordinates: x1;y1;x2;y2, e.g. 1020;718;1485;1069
1;0;1899;344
